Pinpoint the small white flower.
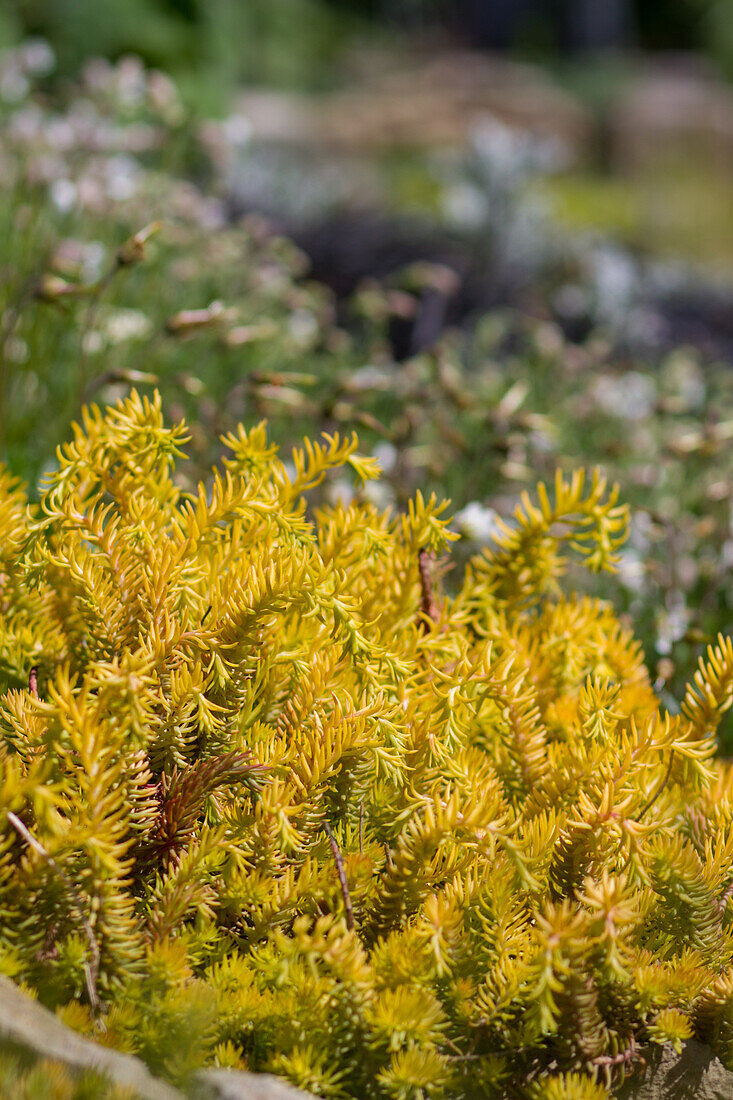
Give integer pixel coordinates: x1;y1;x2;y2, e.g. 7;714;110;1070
102;307;153;345
288;309;318;347
9;104;42;141
326;478;355;508
43;117;75;151
114;55;146;108
4;337;28;364
82;331;104;356
348;366;392;392
453;502;501;544
49;178;77;214
0;68;29;103
20;40;55;77
616;549;646;593
362;479;393;510
656;599;689;655
592;371;656;422
373;442;397;475
104;154;142;202
81;241;106;283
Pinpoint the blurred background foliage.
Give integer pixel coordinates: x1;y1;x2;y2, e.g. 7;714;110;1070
0;0;731;106
0;0;351;104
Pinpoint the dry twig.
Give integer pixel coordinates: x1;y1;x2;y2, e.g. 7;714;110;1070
638;751;675;821
323;820;355;931
6;811;101;1015
417;548;439;629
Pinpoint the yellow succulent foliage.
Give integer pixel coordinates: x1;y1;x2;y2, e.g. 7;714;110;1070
0;390;732;1098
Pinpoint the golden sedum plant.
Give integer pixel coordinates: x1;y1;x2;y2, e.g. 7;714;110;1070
1;391;733;1099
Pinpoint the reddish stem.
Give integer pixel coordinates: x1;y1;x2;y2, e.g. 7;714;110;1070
418;548;439;629
323;821;355;931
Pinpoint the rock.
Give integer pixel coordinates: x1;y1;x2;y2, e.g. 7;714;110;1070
193;1068;314;1100
0;976;319;1100
618;1040;733;1100
0;975;182;1100
611;64;733;172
